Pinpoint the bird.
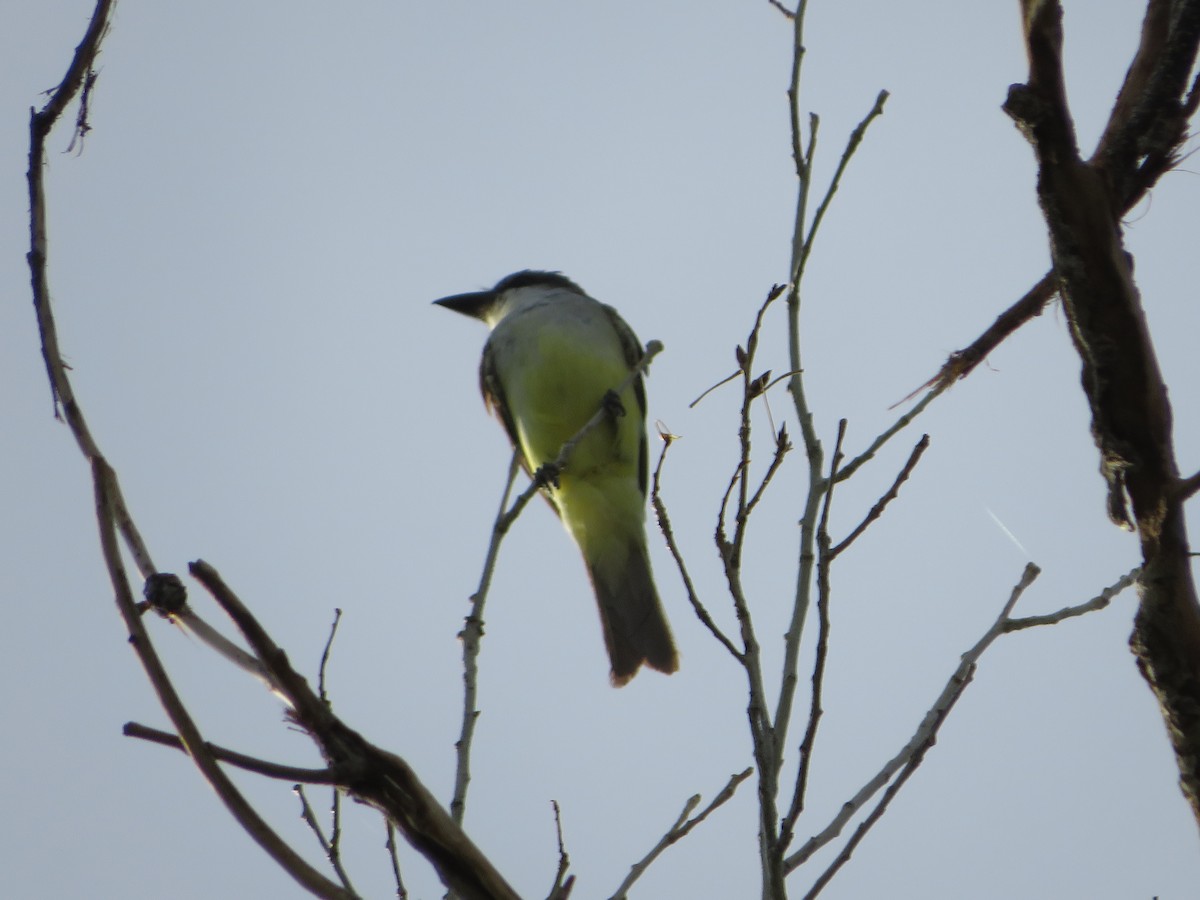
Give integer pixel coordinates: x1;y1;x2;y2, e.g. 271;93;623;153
434;270;678;686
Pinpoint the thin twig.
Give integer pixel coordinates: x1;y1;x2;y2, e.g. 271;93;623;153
30;11;354;898
98;471;351;899
799;675;971;900
452;452;521;827
795;90;890;282
787;560;1144;887
745;424;794;520
28;2;160;583
785;562;1043;873
716;455;745;562
923;45;1200;399
689;368;740;408
651;436;741;661
1005;567;1140;631
189;559;521;900
173;607;273;683
829;435;930;559
779;421;845;851
123;722;338;783
733;285;788;552
545;801;575;900
28;0;113;421
295;785;359;897
328;789;346;898
318;608;343;703
835;386;940;484
606;768;754;900
922;272;1058;393
801;573;1137;897
384;822;408;899
714;287;789;894
766;0;795;19
33;60;270;682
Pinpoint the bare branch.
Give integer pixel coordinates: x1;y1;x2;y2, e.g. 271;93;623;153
123;722;338;783
295;785;359;897
689;368;739;408
829;434;930;559
799;565;1141;896
174;607;273;683
1005;567;1141;631
26;0;159;583
798;673;971;900
765;0;795;19
545;801;575;900
923;271;1058;392
707;288;793;898
384;822;409;899
745;424;794;520
836;387;939;484
452;452;522;827
786;563;1043;873
795;89;890;283
784;0;823;468
1176;469;1200;502
1092;0;1200;205
97;471;350;900
928;0;1200;397
787;561;1138;878
780;421;846;847
188;560;521;900
651;435;742;662
732;285;790;550
1009;0;1200;823
27;3;276;693
27;0;111;392
318;608;344;703
607;768;754;900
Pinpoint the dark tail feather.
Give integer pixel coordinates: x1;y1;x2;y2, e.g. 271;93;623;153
587;537;678;686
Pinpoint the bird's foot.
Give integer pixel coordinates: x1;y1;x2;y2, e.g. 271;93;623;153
534;462;561;489
602;389;626;419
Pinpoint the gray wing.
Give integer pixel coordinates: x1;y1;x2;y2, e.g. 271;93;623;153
600;303;650;499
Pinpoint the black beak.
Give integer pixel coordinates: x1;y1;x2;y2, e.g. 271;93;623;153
432;290;495;320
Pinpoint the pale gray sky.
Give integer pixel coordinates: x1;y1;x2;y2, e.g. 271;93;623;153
5;2;1199;898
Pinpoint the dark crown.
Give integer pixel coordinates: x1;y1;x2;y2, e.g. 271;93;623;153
492;270;585;296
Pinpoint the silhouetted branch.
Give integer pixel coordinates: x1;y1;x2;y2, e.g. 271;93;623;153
545;801;575;900
296;785;359;897
99;473;350;899
189;560;522;900
830;435;930;559
651;435;742;662
123;722;338;783
779;421;845;847
1008;0;1200;824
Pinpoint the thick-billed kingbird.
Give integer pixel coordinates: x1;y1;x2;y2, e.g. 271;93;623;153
434;270;678;686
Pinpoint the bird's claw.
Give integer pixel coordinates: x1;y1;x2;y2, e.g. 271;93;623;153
602;389;626;419
535;462;561;489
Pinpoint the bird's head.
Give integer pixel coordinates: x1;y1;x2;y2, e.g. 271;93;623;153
433;270;586;328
